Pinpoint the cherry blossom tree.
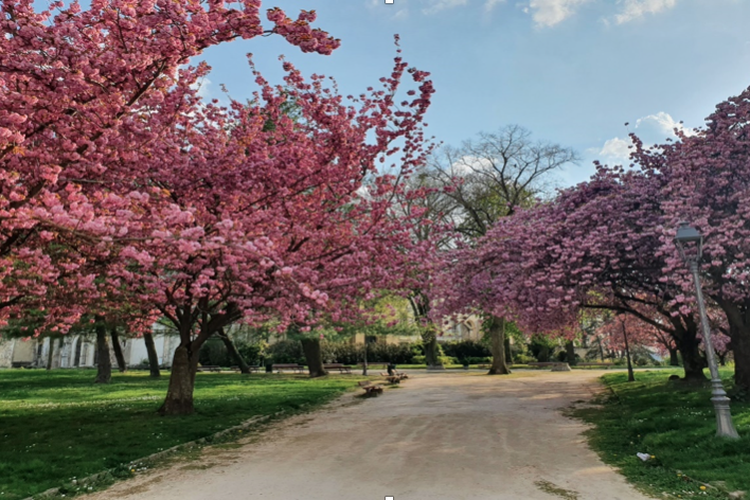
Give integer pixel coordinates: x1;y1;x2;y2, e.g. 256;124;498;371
0;0;340;329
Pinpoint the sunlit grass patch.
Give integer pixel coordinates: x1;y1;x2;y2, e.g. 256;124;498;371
0;369;364;499
572;369;750;499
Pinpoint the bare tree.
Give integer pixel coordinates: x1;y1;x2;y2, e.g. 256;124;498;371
426;125;579;374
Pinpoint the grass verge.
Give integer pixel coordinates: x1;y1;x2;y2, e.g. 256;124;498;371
0;369;370;499
571;369;750;499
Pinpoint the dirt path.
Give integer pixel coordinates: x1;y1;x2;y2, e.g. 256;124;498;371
84;370;653;500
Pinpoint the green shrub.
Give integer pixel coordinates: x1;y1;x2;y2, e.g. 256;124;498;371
198;338;232;367
265;339;305;364
441;340;491;359
413;355;426;364
513;353;534;364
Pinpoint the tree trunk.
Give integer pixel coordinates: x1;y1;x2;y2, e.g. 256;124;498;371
732;328;750;392
565;340;577;367
673;328;707;382
425;336;441;368
597;336;605;361
46;337;56;370
94;318;112;384
668;348;679;367
143;332;160;378
488;316;511;375
621;323;635;382
110;326;126;373
504;336;513;364
158;345;199;416
301;338;327;378
362;339;368;376
219;328;251;374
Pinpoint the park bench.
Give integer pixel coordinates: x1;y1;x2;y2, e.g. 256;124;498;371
528;361;571;372
196;365;222;372
380;371;408;383
358;380;384;396
323;363;353;374
576;362;615;369
272;363;306;373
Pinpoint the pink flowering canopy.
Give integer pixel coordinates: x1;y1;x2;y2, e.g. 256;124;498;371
0;0;341;330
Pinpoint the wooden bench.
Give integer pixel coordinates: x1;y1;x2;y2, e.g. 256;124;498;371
272;363;306;373
380;372;408;383
196;365;222;372
358;380;384;396
323;363;352;374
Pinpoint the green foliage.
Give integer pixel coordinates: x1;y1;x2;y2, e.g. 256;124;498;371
572;369;750;499
440;340;491;360
0;369;363;499
265;340;306;365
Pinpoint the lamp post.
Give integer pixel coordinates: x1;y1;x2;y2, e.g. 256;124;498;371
674;221;739;439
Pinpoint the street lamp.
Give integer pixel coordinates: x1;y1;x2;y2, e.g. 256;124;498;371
674;221;739;439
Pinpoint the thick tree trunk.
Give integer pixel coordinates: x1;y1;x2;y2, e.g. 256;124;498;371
110;326;126;373
565;340;577;367
488;316;511;375
94;318;112;384
219;329;250;374
673;328;707;382
669;348;679;367
732;329;750;392
362;339;368;376
143;332;160;378
622;323;635;382
425;336;442;369
158;345;199;416
301;338;327;378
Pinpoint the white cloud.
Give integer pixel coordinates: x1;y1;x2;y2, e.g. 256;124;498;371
526;0;593;28
597;137;632;161
191;77;212;100
484;0;506;12
636;111;696;137
422;0;468;15
612;0;678;24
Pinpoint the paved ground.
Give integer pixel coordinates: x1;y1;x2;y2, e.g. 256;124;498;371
84;370;654;500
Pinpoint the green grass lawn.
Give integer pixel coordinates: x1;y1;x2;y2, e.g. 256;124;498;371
572;369;750;499
0;369;368;499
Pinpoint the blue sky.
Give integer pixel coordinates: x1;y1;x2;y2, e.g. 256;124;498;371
111;1;737;187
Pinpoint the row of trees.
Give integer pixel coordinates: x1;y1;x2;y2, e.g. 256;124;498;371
431;85;750;391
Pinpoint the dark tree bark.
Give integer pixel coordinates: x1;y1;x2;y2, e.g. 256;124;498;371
46;337;57;370
94;318;112;384
301;338;327;378
673;324;707;382
110;326;126;373
565;340;577;366
621;322;635;382
362;338;368;376
158;345;199;415
143;332;160;378
424;336;441;369
669;348;679;367
488;316;511;375
218;328;251;374
504;336;513;364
